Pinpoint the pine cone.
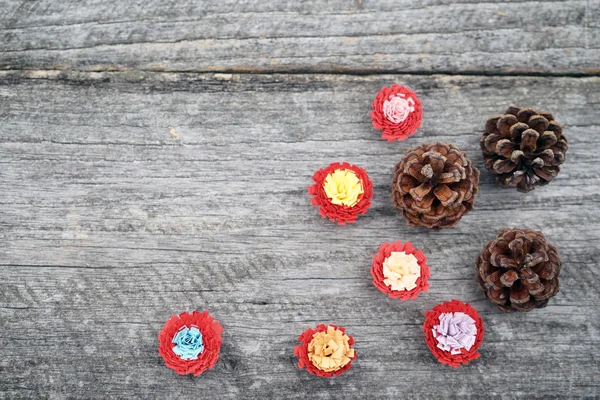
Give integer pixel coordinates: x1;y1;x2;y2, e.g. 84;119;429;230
392;142;479;229
476;228;562;312
481;105;568;193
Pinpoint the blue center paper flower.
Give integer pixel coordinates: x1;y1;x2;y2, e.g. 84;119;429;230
172;326;204;360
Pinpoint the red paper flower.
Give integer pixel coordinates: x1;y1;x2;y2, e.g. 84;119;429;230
308;162;373;225
423;300;484;367
158;310;224;376
294;324;356;378
371;84;422;142
371;241;430;300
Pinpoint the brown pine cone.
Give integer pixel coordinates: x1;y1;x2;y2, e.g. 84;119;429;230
481;105;568;193
476;228;562;312
391;142;479;229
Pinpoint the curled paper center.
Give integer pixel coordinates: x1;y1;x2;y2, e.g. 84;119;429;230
432;312;477;355
323;169;364;207
383;251;421;291
172;326;204;360
308;326;355;372
383;94;415;124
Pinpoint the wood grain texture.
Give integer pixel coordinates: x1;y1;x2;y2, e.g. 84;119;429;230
0;71;599;399
1;0;599;74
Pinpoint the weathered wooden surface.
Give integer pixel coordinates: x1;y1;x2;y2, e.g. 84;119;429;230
1;0;599;74
1;0;600;397
0;70;599;399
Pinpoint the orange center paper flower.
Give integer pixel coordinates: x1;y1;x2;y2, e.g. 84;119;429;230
383;251;421;291
308;326;355;372
294;323;356;378
323;169;364;207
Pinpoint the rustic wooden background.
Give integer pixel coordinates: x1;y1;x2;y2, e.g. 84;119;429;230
1;1;599;399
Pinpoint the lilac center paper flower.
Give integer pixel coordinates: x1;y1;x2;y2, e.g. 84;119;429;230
432;312;477;355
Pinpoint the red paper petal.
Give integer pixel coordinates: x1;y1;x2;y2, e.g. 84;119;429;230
423;300;485;367
371;84;423;142
293;324;357;378
158;310;224;376
308;162;373;225
370;241;430;300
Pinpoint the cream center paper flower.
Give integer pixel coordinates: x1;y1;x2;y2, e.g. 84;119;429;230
323;169;364;207
383;251;421;291
383;94;415;124
308;326;355;372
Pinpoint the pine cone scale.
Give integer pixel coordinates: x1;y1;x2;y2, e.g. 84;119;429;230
548;121;562;135
498;115;518;135
539;130;557;145
530;115;551;133
493;159;516;174
438;171;458;183
433;184;458;205
499;270;518;287
496;139;515;158
488;287;508;305
508;237;525;259
422;151;446;173
509;149;525;163
410;181;434;201
483;269;500;286
485;116;501;134
516;108;537;123
529;251;549;268
520;129;539;152
483;134;501;155
519;269;544;295
509;283;530;304
510;122;529;141
398;175;418;193
537;149;554;164
406;162;426;181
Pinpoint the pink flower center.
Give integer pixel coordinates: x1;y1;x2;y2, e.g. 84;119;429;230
383;94;415;124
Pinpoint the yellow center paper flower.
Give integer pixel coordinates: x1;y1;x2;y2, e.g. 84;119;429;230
383;251;421;291
308;326;355;372
323;169;364;207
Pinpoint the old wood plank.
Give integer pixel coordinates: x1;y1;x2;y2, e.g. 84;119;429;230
0;0;599;74
0;71;599;399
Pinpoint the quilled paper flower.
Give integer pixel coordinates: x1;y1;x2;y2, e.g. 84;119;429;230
423;300;484;367
294;324;356;378
371;241;430;300
308;162;373;225
158;310;224;376
371;84;423;142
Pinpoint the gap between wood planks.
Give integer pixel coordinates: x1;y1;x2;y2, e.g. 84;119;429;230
1;66;599;78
